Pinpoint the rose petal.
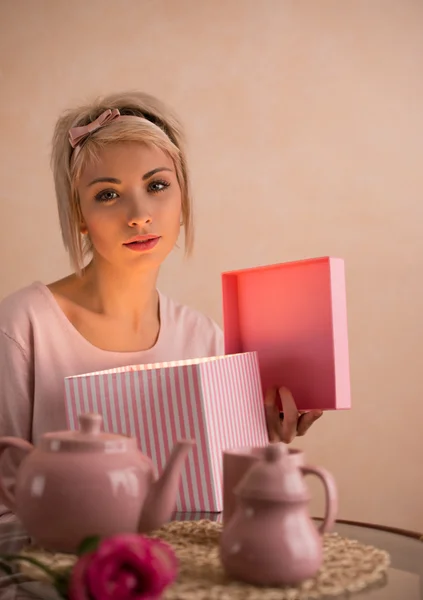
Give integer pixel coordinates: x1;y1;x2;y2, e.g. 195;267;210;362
111;569;142;600
88;553;155;599
87;557;119;600
148;540;178;589
68;553;95;600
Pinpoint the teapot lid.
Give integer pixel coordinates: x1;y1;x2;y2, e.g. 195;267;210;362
235;443;309;503
40;414;136;453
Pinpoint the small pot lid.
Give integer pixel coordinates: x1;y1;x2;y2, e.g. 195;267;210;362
235;443;309;502
39;414;136;453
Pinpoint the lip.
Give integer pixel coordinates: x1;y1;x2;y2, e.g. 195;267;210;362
123;234;161;253
123;234;161;245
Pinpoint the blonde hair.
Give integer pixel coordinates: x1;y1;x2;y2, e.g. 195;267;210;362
51;91;193;274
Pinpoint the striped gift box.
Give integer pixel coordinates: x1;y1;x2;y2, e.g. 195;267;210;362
64;351;268;512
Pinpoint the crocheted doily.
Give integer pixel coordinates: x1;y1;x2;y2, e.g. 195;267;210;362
17;520;390;600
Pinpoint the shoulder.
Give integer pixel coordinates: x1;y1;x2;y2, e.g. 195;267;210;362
159;292;224;358
0;282;49;351
0;282;48;325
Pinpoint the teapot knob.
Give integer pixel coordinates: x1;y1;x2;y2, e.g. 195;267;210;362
79;413;103;435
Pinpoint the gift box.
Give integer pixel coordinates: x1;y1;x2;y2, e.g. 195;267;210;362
222;256;351;411
64;352;268;512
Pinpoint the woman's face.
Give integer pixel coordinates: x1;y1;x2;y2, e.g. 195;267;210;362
77;142;182;272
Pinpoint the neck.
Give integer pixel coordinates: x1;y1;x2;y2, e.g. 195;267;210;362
81;259;160;324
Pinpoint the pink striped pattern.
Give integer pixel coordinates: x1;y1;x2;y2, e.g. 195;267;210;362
64;352;268;511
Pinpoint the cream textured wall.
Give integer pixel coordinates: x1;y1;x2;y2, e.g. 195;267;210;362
1;0;422;530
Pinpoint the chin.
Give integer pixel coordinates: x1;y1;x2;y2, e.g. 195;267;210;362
126;251;168;271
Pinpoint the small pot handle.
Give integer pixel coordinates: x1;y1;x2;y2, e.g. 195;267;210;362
0;438;34;512
301;465;338;534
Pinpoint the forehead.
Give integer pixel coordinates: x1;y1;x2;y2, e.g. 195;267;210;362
78;142;174;184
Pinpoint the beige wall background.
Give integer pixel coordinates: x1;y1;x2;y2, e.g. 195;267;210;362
1;0;422;530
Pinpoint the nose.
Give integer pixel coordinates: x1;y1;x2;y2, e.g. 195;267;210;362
126;194;152;227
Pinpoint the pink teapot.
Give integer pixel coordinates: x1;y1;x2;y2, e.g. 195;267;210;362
0;413;194;553
220;443;338;586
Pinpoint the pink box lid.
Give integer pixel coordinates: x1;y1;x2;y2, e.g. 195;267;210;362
221;256;351;411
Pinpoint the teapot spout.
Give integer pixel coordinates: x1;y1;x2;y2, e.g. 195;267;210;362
138;440;195;533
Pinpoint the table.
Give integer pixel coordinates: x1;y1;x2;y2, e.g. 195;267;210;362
0;516;421;599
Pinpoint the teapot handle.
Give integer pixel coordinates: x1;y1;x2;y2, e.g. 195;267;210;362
0;438;34;512
301;465;338;535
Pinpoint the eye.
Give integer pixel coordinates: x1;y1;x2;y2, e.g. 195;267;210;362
148;179;170;194
95;189;119;202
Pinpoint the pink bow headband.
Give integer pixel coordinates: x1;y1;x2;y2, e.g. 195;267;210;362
68;108;146;159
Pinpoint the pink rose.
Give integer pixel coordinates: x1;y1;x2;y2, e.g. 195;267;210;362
68;534;178;600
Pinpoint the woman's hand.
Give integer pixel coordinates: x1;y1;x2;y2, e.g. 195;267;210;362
265;386;323;443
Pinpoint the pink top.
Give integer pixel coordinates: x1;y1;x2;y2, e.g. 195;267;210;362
0;282;223;518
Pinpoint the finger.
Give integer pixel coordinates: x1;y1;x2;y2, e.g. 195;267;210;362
265;409;279;442
297;410;323;436
264;388;281;442
279;387;299;443
264;387;278;409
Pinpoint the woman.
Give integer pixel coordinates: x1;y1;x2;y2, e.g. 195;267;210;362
0;91;322;514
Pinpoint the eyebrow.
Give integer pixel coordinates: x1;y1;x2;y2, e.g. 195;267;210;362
87;167;173;187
